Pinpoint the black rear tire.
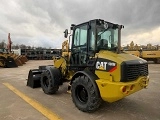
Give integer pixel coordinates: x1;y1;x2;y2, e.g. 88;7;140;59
41;70;59;94
71;75;102;112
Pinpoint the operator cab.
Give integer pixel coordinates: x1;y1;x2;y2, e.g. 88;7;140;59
96;21;119;52
64;19;124;69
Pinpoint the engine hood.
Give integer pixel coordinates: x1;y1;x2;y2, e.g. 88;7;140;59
97;50;147;64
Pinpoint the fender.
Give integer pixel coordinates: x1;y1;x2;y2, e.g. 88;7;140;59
71;69;99;84
44;66;62;85
69;69;100;95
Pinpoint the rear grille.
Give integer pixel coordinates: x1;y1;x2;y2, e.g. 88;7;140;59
121;62;149;82
127;63;148;81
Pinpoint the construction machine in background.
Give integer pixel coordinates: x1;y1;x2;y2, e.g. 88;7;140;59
141;50;160;63
124;42;160;63
140;44;160;63
27;19;149;112
0;33;17;68
9;53;28;66
123;41;140;57
0;33;28;68
0;51;28;68
0;52;17;68
124;50;140;57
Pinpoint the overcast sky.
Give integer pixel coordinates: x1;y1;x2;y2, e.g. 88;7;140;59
0;0;160;48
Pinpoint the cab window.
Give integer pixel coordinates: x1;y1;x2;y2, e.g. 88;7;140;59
73;25;87;47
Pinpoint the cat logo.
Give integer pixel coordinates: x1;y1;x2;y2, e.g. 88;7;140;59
96;61;117;72
96;61;107;70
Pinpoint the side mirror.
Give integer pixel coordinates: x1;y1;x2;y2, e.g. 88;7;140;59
64;29;68;38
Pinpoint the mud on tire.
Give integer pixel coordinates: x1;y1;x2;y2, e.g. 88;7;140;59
41;70;59;94
71;75;102;112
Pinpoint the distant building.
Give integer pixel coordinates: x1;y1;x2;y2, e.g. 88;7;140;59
12;48;62;60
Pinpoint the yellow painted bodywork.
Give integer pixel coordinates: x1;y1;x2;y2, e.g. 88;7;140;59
0;53;9;67
95;50;145;82
96;76;149;102
142;51;160;58
124;50;160;63
124;51;140;57
94;50;149;102
53;53;73;80
0;59;5;67
0;53;27;67
124;50;160;58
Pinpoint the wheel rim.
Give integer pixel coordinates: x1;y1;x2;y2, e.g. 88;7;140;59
75;85;88;103
43;76;49;87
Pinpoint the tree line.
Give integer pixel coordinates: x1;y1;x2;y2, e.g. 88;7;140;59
0;40;50;50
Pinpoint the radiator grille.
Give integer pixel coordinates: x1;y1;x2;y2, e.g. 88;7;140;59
126;63;148;81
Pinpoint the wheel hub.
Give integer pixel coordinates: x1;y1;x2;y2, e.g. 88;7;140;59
76;85;88;103
43;76;49;87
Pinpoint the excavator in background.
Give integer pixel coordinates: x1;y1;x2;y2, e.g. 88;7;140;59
124;41;160;63
27;19;149;112
0;33;28;68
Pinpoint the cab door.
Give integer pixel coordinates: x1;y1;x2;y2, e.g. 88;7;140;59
70;23;88;70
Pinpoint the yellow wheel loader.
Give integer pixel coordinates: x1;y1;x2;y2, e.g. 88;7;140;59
0;53;18;68
27;19;149;112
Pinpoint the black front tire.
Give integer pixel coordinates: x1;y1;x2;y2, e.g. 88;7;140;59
41;70;59;94
71;75;102;112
